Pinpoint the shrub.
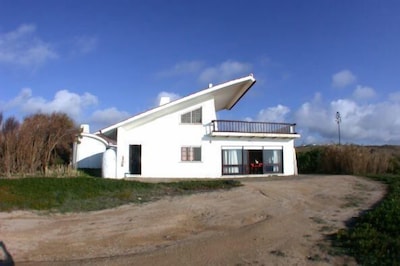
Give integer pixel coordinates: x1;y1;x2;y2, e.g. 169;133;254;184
297;145;393;175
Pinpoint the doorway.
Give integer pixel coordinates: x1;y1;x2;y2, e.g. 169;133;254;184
129;145;141;175
248;150;263;174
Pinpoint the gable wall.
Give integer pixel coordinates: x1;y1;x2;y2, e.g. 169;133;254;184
115;98;218;178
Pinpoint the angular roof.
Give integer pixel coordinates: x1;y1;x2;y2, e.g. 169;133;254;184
98;75;256;134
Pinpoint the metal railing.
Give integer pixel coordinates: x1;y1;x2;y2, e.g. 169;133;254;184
211;120;296;134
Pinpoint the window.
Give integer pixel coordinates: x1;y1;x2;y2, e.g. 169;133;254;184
181;146;201;161
181;108;202;124
222;149;243;174
221;146;283;175
263;149;283;173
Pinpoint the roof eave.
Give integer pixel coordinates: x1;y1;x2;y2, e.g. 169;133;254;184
226;78;256;110
98;75;256;134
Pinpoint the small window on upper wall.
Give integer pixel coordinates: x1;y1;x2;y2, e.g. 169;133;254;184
181;107;202;124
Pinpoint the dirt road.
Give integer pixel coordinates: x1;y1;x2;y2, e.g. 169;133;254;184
0;175;386;265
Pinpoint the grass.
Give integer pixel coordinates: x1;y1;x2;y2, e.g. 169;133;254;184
340;194;364;208
0;177;241;213
297;145;400;265
332;174;400;266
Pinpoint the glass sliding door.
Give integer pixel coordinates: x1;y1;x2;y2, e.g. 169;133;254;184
263;149;283;173
222;149;243;175
222;146;283;175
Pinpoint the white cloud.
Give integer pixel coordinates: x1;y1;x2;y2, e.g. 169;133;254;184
256;104;290;122
3;88;98;121
388;91;400;102
295;96;400;144
89;107;131;131
353;85;376;100
1;88;133;132
155;91;181;106
198;60;252;83
331;70;356;88
0;24;58;67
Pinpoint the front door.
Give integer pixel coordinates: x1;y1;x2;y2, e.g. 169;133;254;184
129;145;141;174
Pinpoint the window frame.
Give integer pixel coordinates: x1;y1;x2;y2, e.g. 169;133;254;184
181;146;202;162
221;146;283;175
180;107;202;124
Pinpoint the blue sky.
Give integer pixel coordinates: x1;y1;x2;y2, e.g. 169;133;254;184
1;0;400;145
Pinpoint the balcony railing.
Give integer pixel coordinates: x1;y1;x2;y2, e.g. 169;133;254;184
211;120;297;134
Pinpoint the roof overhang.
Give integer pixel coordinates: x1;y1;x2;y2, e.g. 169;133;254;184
212;75;256;111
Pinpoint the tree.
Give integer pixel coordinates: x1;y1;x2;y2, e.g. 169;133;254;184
42;113;77;174
0;116;20;176
0;112;78;176
20;113;78;175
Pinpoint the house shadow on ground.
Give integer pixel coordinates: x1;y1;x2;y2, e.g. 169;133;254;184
0;241;14;266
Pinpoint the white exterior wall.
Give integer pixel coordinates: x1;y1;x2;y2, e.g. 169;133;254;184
113;97;298;179
74;134;108;169
116;99;218;178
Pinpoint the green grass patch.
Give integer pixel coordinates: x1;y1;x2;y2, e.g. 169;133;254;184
0;177;241;213
332;174;400;266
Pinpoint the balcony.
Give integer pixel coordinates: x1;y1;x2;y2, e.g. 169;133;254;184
209;120;300;139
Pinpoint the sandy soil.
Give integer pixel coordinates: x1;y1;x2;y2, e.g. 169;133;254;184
0;175;386;266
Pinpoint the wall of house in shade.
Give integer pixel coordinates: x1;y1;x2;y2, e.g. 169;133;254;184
72;126;108;172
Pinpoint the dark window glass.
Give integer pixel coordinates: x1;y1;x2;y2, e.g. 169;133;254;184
181;108;202;124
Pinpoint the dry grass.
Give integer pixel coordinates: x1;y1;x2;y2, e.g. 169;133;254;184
297;144;400;175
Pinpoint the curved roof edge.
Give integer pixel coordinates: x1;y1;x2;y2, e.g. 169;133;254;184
81;133;112;147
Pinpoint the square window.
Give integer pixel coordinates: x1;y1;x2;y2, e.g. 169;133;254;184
181;146;201;161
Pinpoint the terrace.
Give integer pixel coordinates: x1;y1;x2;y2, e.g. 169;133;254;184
209;120;300;138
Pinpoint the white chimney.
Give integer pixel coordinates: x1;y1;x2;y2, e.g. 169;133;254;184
80;124;90;133
159;96;170;106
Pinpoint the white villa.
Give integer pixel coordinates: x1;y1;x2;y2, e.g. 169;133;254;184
72;75;300;179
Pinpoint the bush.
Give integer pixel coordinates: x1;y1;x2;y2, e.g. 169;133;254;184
297;145;393;175
296;146;323;173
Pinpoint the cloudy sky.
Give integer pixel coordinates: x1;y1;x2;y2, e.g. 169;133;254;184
1;0;400;145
